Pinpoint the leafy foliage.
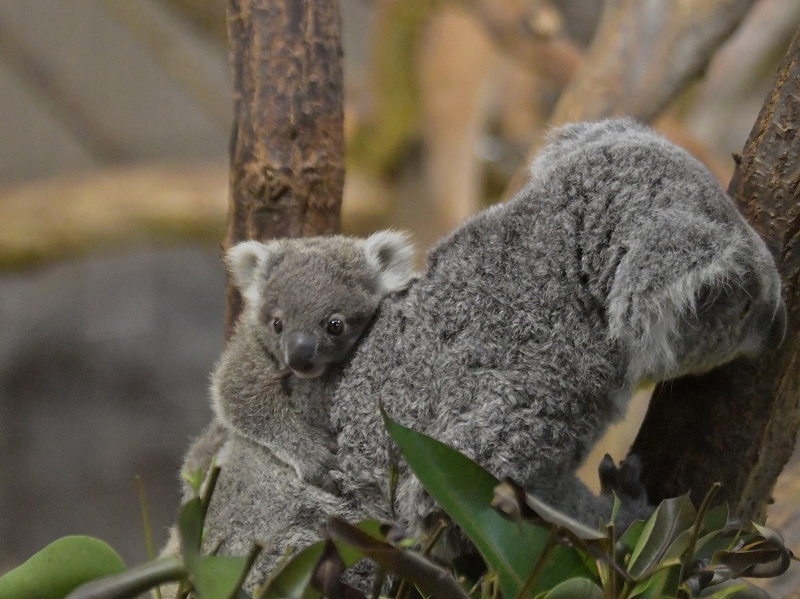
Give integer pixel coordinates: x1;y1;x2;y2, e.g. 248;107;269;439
0;536;125;599
1;418;795;599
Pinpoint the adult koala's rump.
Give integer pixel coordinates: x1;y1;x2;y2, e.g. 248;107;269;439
327;118;785;535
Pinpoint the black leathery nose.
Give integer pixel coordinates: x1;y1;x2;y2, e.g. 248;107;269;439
286;331;318;371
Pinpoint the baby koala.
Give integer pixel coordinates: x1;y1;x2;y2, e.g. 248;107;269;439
211;231;415;492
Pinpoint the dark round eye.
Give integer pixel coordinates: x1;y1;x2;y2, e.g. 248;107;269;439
326;317;344;336
272;317;283;334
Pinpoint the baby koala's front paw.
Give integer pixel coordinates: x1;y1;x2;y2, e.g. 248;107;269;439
296;432;340;495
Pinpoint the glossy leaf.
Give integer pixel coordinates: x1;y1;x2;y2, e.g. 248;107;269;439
542;577;604;599
257;521;382;599
618;520;647;555
700;579;772;599
628;567;678;599
0;536;126;599
699;503;729;537
627;494;696;580
192;555;250;599
179;497;204;559
257;542;326;599
382;410;593;599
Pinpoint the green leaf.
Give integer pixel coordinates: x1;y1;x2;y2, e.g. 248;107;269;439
627;494;696;580
542;577;604;599
192;555;250;599
0;536;126;599
618;520;647;555
256;520;383;599
257;542;326;599
699;504;729;537
628;567;679;599
699;579;772;599
179;497;204;559
382;410;593;599
333;520;384;568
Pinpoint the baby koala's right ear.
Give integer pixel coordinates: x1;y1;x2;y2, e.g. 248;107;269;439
225;241;281;306
364;230;416;294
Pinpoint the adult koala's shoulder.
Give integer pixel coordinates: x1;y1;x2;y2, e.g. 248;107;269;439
328;118;785;532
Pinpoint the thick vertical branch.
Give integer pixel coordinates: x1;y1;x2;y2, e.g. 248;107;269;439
631;27;800;522
224;0;344;337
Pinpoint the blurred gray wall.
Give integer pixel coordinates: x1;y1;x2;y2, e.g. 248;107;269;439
0;0;234;569
0;246;224;568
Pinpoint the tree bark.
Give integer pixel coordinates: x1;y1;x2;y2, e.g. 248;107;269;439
224;0;344;337
631;25;800;523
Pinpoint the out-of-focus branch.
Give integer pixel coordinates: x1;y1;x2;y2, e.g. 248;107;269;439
464;0;581;88
550;0;757;126
156;0;227;45
346;0;434;178
102;0;231;129
0;16;130;164
631;25;800;523
502;0;757;197
0;164;228;269
225;0;345;336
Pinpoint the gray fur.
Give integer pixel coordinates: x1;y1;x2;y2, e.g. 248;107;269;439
327;118;784;535
212;231;414;491
159;232;414;595
172;119;784;590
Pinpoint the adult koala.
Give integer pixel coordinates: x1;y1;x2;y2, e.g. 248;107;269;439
185;118;784;591
328;118;785;534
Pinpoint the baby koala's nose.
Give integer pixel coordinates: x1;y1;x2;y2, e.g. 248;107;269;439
286;331;318;372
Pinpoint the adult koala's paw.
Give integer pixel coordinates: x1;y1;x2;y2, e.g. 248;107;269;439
598;454;655;527
599;453;647;502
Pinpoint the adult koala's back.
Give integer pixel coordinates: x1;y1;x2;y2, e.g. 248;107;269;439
329;118;785;531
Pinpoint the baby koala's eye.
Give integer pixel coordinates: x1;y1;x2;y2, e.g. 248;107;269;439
272;317;283;334
326;316;345;336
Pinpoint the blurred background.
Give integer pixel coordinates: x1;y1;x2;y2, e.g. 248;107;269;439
1;0;799;595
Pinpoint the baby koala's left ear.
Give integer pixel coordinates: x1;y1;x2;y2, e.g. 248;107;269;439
226;240;283;306
364;230;416;294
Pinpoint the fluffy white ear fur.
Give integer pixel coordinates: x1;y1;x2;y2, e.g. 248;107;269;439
225;241;278;307
607;237;742;383
363;230;415;294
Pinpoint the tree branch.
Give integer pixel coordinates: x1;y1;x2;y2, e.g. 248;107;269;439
464;0;581;88
224;0;345;337
503;0;758;198
550;0;757;126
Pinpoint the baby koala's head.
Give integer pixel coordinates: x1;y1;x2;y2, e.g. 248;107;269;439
227;231;414;378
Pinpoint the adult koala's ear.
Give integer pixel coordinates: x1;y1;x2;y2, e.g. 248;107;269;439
225;241;283;306
363;230;415;294
607;211;731;380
